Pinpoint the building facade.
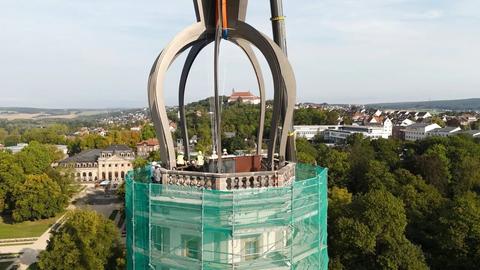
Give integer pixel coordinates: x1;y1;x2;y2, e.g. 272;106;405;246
428;127;462;137
228;90;261;105
137;138;160;157
403;123;441;141
294;125;339;140
59;145;135;183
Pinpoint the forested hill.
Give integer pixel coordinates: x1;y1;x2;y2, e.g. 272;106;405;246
368;98;480;111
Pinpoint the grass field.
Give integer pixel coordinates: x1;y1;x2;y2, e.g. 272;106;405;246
0;215;60;240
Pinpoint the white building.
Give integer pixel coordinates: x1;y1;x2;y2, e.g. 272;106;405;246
323;119;392;143
59;145;135;183
428;127;461;137
228;90;261;105
399;119;415;127
294;125;339;140
5;143;28;154
404;123;441;141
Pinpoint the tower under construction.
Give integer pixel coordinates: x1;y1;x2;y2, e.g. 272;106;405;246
126;0;328;269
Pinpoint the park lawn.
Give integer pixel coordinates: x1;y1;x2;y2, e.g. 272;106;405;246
0;215;61;240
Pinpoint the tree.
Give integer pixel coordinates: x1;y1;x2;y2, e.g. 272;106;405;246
37;210;124;270
4;133;20;147
471;119;480;130
326;110;340;125
430;192;480;269
140;124;156;140
329;190;428;270
347;134;375;193
431;116;446;128
22;125;67;144
0;128;7;143
296;138;318;165
46;167;78;197
415;144;452;194
0;151;24;213
12;174;68;222
362;160;398;192
392;169;445;256
15;141;56;175
317;148;350;188
371;138;401;169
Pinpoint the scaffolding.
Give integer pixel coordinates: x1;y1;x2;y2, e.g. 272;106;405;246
126;164;328;270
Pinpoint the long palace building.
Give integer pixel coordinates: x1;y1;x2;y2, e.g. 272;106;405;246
59;144;134;183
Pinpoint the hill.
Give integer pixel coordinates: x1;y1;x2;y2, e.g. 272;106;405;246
367;98;480;111
0;107;116;120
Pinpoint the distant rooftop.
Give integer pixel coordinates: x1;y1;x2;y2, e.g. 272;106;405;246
60;144;133;164
229;90;259;99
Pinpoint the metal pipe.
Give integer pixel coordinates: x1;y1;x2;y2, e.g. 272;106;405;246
270;0;297;163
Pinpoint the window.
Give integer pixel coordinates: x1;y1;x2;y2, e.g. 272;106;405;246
243;237;259;261
182;235;201;260
152;226;170;253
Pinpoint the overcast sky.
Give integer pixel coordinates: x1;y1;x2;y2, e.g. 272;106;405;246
0;0;479;108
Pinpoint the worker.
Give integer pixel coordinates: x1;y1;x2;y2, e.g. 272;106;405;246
177;152;185;166
197;151;205;166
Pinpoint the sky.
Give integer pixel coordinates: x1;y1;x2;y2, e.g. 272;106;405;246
0;0;479;108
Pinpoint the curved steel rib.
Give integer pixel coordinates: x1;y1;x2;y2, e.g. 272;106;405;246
149;21;295;171
178;40;266;160
148;22;209;169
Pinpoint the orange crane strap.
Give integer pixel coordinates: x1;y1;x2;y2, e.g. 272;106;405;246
222;0;228;29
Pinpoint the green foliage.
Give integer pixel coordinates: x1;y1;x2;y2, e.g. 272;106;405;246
15;141;57;174
0;151;24;213
37;210;124;270
330;190;428;270
0;142;74;223
431;116;446;128
12;174;68;222
0;128;7;143
432;192;480;269
140;124;156;140
318;148;350;187
319;133;480;269
22;124;68;144
415;144;451;194
296;138;318;165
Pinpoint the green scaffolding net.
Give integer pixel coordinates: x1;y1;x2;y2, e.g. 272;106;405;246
126;164;328;270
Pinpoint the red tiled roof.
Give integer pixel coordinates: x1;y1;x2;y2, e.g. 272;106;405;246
229;91;259;99
137;138;159;146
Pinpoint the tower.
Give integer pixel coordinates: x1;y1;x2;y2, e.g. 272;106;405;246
126;1;328;269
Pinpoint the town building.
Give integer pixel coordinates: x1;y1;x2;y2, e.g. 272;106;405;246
5;143;28;154
403;123;441;141
416;112;432;120
59;145;134;183
294;125;339;140
428;127;462;137
136;138;160;157
227;90;261;105
460;130;480;138
326;118;392;143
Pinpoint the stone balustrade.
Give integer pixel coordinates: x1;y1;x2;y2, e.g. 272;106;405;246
152;163;296;190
